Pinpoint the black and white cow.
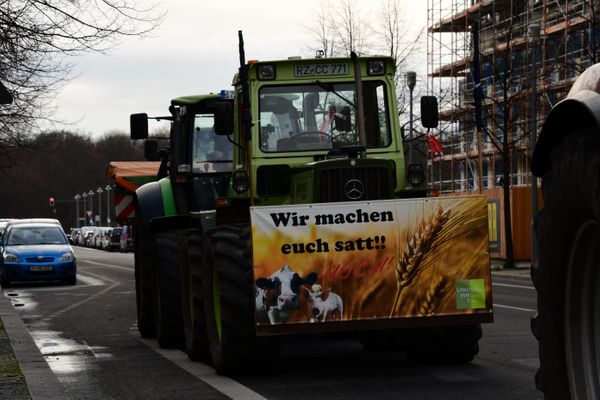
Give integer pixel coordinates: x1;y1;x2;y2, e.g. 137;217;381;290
255;265;318;324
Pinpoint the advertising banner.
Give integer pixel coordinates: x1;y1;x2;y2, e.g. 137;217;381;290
250;196;492;330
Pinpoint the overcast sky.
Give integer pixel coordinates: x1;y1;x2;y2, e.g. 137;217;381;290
49;0;428;137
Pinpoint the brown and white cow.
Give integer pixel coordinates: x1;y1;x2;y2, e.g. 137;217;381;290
303;285;344;322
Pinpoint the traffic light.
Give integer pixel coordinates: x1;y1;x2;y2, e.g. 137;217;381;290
49;197;55;207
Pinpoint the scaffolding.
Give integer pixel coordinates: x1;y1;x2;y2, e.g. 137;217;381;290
426;0;600;193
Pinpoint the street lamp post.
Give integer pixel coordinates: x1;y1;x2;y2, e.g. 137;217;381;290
529;23;540;269
406;71;417;167
97;187;103;226
74;194;81;228
82;193;88;224
105;185;112;225
88;190;95;225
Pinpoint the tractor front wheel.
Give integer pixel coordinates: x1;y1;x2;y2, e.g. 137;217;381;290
202;224;278;375
181;230;211;362
153;230;184;348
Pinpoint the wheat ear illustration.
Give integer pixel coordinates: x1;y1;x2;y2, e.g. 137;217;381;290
390;206;450;316
413;274;448;316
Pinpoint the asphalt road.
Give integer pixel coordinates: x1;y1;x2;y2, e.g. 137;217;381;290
2;247;542;400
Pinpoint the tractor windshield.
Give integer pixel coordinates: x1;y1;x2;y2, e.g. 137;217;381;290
192;113;233;173
259;81;391;153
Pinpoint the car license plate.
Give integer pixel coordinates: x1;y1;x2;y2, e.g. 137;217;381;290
294;63;349;77
30;265;52;272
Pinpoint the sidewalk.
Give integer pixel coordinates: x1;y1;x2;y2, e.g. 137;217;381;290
0;292;68;400
490;260;532;281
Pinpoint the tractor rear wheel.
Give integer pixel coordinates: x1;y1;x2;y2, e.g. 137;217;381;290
153;230;184;348
405;324;482;364
202;224;277;375
134;213;156;338
181;230;211;362
532;129;600;400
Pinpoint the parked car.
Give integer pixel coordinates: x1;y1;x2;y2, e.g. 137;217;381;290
119;225;133;252
0;219;15;239
0;222;77;286
104;227;122;252
69;228;81;245
92;227;111;249
83;231;94;247
100;228;112;250
78;226;95;246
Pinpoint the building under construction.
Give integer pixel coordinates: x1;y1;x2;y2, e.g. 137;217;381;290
426;0;600;258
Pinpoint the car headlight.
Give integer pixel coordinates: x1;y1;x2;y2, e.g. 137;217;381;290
3;253;22;263
60;252;75;262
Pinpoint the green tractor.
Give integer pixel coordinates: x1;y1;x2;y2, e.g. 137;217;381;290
130;32;493;374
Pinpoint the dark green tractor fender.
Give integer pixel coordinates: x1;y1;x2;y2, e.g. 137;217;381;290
136;177;178;232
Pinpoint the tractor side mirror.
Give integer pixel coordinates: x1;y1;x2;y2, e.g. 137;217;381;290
214;101;233;135
420;96;439;129
130;113;149;140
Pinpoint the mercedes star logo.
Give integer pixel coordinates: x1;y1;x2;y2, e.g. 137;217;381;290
344;179;365;200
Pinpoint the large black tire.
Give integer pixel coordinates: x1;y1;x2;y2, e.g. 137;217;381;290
180;230;211;361
405;324;482;365
134;213;156;338
532;129;600;400
202;224;279;375
153;230;184;348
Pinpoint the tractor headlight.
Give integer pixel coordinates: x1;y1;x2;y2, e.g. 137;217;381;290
367;60;386;76
232;171;250;194
407;164;425;187
257;64;276;80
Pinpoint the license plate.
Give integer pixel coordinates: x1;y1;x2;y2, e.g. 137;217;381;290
294;63;349;77
30;265;52;272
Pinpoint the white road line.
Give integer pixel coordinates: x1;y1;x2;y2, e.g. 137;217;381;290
136;335;267;400
494;303;536;313
43;279;120;322
76;273;106;287
492;282;535;290
79;259;133;272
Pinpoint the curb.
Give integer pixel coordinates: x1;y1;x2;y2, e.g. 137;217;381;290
0;293;68;400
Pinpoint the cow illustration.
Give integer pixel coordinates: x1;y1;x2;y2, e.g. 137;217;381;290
255;265;318;324
303;284;344;322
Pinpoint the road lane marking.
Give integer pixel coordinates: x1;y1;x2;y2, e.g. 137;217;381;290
76;273;106;286
43;279;120;322
492;282;535;290
79;259;133;271
494;304;536;313
135;335;267;400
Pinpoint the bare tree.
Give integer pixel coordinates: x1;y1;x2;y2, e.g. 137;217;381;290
0;0;164;168
306;0;424;121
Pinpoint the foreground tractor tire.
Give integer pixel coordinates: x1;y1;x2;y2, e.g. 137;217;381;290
153;230;184;348
181;230;211;362
134;213;156;338
405;324;482;365
202;224;277;375
532;129;600;400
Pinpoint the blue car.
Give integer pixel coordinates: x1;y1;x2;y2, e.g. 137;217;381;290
0;222;77;286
